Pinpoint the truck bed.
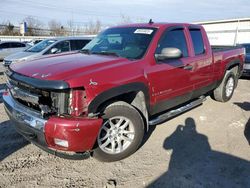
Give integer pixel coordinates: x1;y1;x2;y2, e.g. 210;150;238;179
211;45;245;81
212;45;243;52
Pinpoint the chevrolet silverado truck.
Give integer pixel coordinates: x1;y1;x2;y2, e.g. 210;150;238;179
3;22;245;162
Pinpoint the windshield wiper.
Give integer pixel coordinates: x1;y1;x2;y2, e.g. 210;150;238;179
92;51;119;57
79;49;91;54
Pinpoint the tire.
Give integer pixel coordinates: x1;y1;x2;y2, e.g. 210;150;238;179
211;70;236;102
93;101;144;162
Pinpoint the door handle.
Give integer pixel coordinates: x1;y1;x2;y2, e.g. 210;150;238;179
183;65;193;70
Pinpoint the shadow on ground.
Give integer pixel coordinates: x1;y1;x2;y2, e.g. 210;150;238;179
240;76;250;80
0;83;6;104
0;120;29;161
245;119;250;145
148;118;250;188
234;102;250;111
234;102;250;145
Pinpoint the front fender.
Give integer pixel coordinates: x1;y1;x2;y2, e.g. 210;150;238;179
88;82;150;114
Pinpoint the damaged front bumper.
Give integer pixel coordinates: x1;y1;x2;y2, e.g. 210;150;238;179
3;92;103;160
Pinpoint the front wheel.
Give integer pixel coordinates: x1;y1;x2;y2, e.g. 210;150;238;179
211;71;236;102
93;102;144;162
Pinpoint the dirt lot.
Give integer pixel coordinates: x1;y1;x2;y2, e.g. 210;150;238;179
0;73;249;188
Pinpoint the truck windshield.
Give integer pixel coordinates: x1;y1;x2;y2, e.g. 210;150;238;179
26;39;56;53
82;27;157;60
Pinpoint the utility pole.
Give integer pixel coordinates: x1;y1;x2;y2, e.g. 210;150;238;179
233;19;240;46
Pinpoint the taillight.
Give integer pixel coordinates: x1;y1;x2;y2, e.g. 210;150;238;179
69;88;88;116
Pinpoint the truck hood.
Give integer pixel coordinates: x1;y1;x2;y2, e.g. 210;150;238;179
10;52;129;81
4;51;38;61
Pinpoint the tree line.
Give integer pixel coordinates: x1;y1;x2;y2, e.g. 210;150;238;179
0;15;135;36
0;16;104;36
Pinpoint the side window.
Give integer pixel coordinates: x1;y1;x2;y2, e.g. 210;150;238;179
10;42;25;48
70;40;90;51
189;29;205;55
46;40;70;54
156;28;188;57
20;43;26;47
0;43;10;49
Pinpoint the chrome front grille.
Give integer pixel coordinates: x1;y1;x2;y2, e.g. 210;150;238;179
5;69;70;116
6;76;51;113
10;86;40;105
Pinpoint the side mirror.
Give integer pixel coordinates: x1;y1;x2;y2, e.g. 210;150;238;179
156;47;182;61
50;48;59;54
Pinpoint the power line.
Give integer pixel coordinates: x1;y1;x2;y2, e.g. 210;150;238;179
0;0;150;26
1;0;126;19
0;10;106;25
22;0;123;17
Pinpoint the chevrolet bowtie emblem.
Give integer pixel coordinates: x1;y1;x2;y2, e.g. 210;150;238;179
32;73;51;78
32;73;39;77
41;73;51;78
89;79;98;86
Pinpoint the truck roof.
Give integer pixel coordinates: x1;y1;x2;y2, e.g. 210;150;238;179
48;36;95;41
112;22;202;29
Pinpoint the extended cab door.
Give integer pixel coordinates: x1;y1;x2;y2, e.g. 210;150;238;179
146;26;195;115
187;26;214;95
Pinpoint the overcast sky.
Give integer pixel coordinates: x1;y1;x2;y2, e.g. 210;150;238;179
1;0;250;26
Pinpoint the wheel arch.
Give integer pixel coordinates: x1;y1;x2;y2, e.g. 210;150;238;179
225;58;241;77
224;59;241;87
88;82;150;131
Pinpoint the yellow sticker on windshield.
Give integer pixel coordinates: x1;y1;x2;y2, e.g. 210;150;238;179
134;29;153;35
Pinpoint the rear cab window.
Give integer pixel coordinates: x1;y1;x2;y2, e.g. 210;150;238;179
189;28;205;55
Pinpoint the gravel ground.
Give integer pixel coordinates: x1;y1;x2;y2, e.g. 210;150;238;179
0;74;249;188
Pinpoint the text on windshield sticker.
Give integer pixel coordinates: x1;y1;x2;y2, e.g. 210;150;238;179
134;29;153;35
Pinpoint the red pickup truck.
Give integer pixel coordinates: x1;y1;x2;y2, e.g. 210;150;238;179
3;22;245;162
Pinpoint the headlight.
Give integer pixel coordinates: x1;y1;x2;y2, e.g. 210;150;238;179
3;60;12;66
12;58;27;64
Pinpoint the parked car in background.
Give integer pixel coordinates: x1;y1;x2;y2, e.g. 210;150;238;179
241;43;250;76
3;37;93;66
0;41;30;60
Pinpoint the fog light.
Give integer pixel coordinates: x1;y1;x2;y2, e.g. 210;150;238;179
54;138;69;148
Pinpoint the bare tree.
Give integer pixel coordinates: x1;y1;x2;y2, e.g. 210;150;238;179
136;17;147;23
67;19;74;36
0;21;19;36
119;14;132;24
48;19;65;36
23;16;43;36
84;20;102;34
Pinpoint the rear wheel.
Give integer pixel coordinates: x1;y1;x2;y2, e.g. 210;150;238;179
211;70;236;102
93;102;144;162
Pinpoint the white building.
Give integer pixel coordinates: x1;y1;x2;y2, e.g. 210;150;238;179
195;18;250;46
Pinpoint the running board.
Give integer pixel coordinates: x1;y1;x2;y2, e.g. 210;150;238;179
148;97;206;126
